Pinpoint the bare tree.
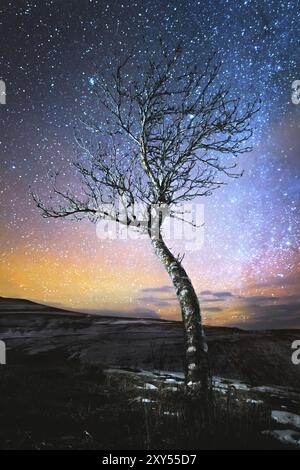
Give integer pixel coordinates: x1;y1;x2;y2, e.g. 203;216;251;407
33;43;258;390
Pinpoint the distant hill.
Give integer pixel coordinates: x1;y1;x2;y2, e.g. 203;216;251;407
0;296;300;388
0;296;83;316
0;296;172;321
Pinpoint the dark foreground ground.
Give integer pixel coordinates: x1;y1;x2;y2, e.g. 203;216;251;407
0;297;300;450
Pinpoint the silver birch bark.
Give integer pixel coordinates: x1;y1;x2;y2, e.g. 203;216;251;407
150;233;210;388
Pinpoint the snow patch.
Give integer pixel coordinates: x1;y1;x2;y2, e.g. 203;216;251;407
144;383;158;390
142;398;153;404
213;377;250;392
133;396;154;404
272;411;300;429
263;429;300;448
246;399;264;405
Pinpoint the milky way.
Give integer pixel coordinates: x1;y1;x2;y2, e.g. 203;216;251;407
0;0;299;329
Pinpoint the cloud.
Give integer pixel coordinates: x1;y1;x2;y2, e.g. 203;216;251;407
213;291;234;298
237;294;300;311
203;307;223;313
141;286;173;294
200;290;213;295
137;285;176;308
199;290;235;302
200;288;300;329
233;302;300;330
200;290;234;298
137;285;300;329
136;295;171;307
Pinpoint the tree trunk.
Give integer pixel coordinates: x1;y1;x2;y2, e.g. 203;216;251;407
150;234;210;390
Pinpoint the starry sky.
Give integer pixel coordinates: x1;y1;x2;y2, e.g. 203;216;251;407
0;0;299;329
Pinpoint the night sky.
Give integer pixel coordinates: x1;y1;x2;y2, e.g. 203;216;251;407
0;0;299;329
